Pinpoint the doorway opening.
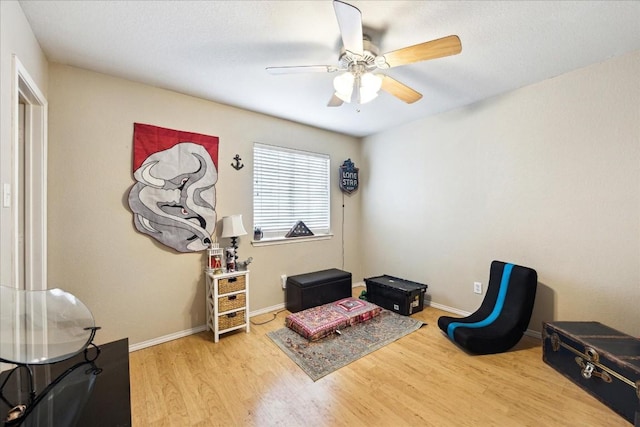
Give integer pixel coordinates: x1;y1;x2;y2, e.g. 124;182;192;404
12;55;48;291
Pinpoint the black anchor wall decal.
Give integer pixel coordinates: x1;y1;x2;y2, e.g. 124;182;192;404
231;154;244;170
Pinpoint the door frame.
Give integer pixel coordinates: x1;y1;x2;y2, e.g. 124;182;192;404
11;55;47;291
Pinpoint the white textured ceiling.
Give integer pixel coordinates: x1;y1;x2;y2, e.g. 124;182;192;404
18;0;640;137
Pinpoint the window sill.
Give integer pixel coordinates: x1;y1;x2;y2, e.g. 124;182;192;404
251;233;333;247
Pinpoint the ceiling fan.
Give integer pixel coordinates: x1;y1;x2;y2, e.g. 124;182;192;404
266;0;462;107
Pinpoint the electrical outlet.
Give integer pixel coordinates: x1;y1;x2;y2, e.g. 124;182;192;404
473;282;482;294
281;274;287;289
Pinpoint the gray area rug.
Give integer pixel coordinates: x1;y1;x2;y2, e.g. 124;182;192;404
268;309;425;381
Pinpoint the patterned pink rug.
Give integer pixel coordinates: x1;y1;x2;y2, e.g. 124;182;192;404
269;309;425;381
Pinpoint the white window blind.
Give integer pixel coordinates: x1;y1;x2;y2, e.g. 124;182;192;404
253;143;330;238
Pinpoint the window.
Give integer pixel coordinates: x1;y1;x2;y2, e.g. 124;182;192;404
253;143;330;240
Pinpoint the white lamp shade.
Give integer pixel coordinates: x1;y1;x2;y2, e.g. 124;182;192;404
333;72;354;102
221;214;248;238
359;73;382;104
333;71;381;104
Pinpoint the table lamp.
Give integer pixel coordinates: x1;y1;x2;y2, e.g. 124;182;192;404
221;214;248;264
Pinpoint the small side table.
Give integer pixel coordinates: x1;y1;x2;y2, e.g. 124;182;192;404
205;270;250;342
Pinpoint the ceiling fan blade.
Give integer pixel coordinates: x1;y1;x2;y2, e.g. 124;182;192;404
327;94;344;107
333;0;364;56
266;65;339;75
378;35;462;69
380;75;423;104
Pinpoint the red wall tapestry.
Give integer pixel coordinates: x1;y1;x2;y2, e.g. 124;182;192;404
127;123;219;252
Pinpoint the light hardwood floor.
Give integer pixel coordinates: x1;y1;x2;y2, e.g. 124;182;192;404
129;288;629;426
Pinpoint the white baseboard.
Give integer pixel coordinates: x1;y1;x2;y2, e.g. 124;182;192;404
427;301;472;317
250;303;285;317
128;294;541;353
129;325;208;352
128;287;366;352
523;329;542;339
128;304;286;352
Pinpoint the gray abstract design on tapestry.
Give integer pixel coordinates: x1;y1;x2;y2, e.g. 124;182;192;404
128;142;217;252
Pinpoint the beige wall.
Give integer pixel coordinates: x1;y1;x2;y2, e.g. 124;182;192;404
7;0;639;348
362;50;640;336
47;64;361;346
0;0;48;285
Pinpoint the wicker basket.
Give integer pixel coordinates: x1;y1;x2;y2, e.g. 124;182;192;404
218;276;246;294
218;310;245;330
218;293;246;312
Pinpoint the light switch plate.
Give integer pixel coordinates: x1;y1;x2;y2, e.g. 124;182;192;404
3;183;10;208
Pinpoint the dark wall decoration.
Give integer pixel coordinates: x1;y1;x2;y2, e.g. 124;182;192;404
127;123;219;252
339;159;359;194
231;154;244;170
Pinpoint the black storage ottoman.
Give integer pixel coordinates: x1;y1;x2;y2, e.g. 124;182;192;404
365;275;428;316
285;268;352;313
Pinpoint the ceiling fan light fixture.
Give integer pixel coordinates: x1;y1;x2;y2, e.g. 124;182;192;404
333;72;354;102
358;87;378;104
266;1;462;108
334;71;382;104
360;72;382;99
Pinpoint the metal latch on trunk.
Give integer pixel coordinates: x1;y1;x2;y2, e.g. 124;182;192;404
575;357;612;382
550;332;560;352
585;346;600;363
